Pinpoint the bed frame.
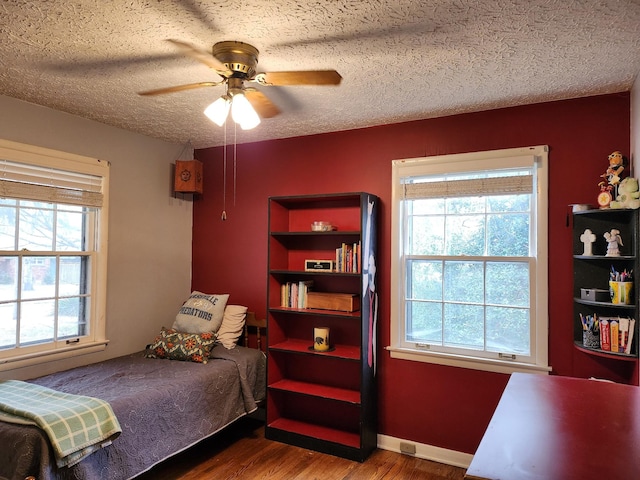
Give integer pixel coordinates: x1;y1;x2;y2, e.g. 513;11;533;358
1;313;267;480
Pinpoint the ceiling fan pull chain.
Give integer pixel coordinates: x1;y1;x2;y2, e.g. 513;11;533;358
221;122;227;221
233;122;237;207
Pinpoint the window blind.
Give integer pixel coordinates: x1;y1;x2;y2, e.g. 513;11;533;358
403;172;533;200
0;159;104;207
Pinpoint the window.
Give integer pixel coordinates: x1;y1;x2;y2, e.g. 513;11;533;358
389;146;549;374
0;140;109;370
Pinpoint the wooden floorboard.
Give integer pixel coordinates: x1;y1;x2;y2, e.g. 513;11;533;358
136;417;466;480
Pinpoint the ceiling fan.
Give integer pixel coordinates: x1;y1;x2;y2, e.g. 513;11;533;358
138;39;342;129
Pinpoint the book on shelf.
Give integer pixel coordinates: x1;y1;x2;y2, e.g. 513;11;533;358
280;280;314;308
613;317;635;354
597;316;636;354
624;318;635;355
335;241;361;273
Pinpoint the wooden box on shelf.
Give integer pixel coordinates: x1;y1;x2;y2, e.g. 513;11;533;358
307;292;360;312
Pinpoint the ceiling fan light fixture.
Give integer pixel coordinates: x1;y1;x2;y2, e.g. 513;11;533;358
204;96;230;126
231;93;261;130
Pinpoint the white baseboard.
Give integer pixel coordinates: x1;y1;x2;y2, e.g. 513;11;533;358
377;434;473;469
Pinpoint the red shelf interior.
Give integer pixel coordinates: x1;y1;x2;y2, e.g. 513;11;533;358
269;195;363;233
270;379;361;404
268;418;360;449
269;338;360;360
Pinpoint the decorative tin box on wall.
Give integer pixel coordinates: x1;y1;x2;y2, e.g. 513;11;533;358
174;160;203;194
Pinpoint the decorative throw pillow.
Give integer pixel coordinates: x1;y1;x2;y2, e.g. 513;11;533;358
172;291;229;334
216;305;248;349
145;328;216;364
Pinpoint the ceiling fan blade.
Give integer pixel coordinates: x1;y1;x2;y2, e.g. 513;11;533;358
254;70;342;86
166;39;232;76
245;89;281;118
138;81;221;96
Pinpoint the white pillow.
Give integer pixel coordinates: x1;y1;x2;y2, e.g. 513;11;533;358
172;291;229;334
216;305;248;349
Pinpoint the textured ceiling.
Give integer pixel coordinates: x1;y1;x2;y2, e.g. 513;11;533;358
1;0;639;149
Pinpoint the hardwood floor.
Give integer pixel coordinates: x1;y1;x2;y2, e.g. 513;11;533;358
137;417;467;480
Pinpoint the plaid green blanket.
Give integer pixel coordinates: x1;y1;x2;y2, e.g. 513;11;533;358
0;379;121;467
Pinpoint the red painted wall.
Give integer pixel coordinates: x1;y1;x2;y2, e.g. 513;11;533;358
193;93;631;454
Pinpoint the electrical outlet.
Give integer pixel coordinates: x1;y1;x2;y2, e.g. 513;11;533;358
399;442;416;455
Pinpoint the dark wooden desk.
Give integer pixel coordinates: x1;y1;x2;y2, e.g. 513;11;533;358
465;373;640;480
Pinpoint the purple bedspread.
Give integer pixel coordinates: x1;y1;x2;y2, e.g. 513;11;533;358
0;345;266;480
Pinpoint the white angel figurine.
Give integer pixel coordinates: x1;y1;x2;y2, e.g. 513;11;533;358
604;229;623;256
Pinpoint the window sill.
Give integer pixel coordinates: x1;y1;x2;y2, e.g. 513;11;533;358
0;340;109;372
386;346;551;375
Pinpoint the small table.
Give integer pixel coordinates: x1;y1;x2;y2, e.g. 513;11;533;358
465;373;640;480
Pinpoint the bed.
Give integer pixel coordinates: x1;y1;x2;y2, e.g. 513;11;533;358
0;300;266;480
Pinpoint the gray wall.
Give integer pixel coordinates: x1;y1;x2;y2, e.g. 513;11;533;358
0;96;193;380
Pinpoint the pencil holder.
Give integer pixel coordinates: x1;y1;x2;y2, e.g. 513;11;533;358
582;330;600;349
609;281;633;305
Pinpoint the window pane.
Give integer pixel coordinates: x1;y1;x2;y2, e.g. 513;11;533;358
487;194;530;213
0;205;16;250
409;215;444;255
407;260;442;301
58;296;89;338
57;210;85;251
445;214;485;255
486;262;530;307
59;256;87;296
20;200;51;209
20;299;55;344
0;302;17;348
487;213;530;256
19;206;54;250
406;300;442;343
21;256;57;300
444;261;484;303
0;256;18;301
443;303;484;349
486;306;530;355
411;197;444;215
446;196;485;214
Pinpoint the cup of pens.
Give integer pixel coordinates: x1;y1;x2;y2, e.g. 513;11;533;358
580;313;600;349
609;267;633;305
582;330;600;348
610;281;633;304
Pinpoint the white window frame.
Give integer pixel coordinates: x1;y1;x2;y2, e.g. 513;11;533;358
0;139;110;371
389;146;550;375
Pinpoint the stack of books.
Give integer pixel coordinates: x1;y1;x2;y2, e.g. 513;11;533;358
601;317;636;354
335;241;361;273
280;281;313;308
587;315;636;354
